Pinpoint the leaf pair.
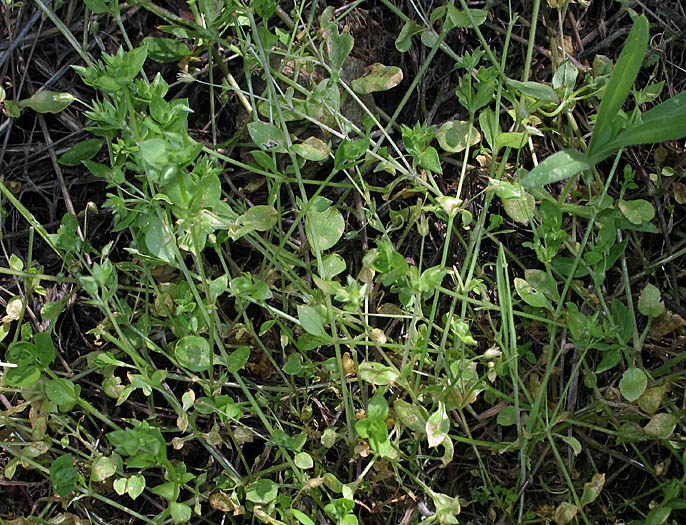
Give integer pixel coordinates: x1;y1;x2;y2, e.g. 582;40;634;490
522;15;686;189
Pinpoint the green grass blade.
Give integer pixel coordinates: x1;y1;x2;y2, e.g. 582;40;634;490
587;14;649;158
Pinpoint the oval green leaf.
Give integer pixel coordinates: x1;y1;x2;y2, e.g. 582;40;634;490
58;139;104;166
435;120;481;153
175;335;211;372
619;367;647;402
351;64;403;94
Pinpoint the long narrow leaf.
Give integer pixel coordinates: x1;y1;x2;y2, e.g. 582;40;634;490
588;92;686;162
521;149;590;189
641;91;686;122
588;15;649;158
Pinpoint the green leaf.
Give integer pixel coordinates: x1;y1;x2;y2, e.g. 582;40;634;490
169;502;192;525
618;199;655;225
175;335;211;372
305;206;345;253
446;5;488;28
58;139;103;166
142;37;191;63
358;362;398;385
50;454;78;497
247;121;287;153
393;399;426;433
91;455;118;482
145;215;175;263
506;79;559;102
580;473;605;507
417;146;442;173
619;367;648;402
643;413;676;439
291;509;315;525
559;435;582;456
139;138;171;168
395;20;423;52
496;405;517;426
297;305;326;337
246;478;278;504
521;149;590;188
495;132;528;150
18;91;75;113
350;64;403;94
588;15;649;157
236;205;278;232
435;120;481;153
595;346;621;374
426;401;449;448
227;346;250;374
84;0;110;13
294;451;314;469
515;277;553;310
45;378;81;407
292;137;330;161
638;283;665;318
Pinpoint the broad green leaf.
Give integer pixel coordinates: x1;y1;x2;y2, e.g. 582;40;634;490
18;91;75;113
525;269;559;301
351;64;403;94
393;399;426;433
426;401;449;448
294;452;313;469
45;378;80;407
292;136;330;161
588;15;649;157
50;454;78;497
638;384;667;415
595;346;621;374
496;406;517;426
495;131;527;150
521;149;590;188
619;367;647;402
227;346;250;373
446;5;487;28
430;490;461;524
435;120;481;153
506;79;559;102
305;206;345;252
638;283;665;318
553;60;578;92
395;20;423;52
169;502;192;525
618;199;655;225
292;509;315;525
175;335;211;372
515;277;553;310
236;205;278;232
84;0;110;13
247;121;287;153
58;139;103;166
139;138;171;168
246;478;278;504
643;413;676;439
487;178;535;224
142;37;191;63
91;455;118;482
322;253;346;278
145;215;175;263
580;473;605;507
358;361;398;385
297;305;326;337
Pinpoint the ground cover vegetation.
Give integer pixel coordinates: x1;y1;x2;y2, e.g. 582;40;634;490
1;0;686;523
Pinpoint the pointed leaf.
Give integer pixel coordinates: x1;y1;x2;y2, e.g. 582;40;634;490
18;91;75;113
521;149;590;188
351;64;403;94
588;15;649;157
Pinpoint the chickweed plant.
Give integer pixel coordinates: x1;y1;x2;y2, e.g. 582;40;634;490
1;0;686;523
